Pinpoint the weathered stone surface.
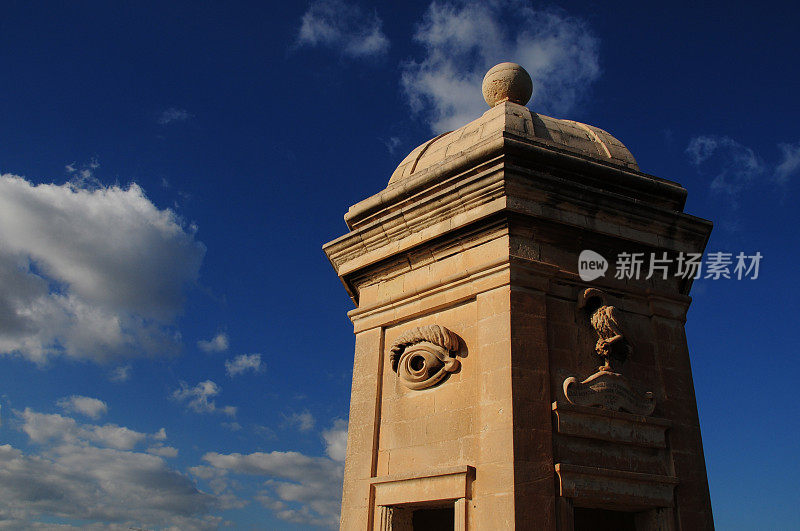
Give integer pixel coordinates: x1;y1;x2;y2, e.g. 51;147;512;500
371;465;474;506
382;100;641;189
552;402;670;449
555;463;679;509
482;62;533;107
563;370;656;416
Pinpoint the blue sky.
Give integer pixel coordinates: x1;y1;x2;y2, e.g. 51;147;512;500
0;0;798;529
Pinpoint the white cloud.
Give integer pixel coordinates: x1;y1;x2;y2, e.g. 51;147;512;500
297;0;389;58
64;158;101;187
87;424;150;450
56;395;108;420
196;418;348;528
187;464;246;511
172;380;237;417
19;408;150;450
253;424;277;440
197;332;229;353
686;135;765;206
202;448;344;528
147;445;179;458
154;427;168;440
382;136;401;155
188;465;219;480
322;418;347;462
109;364;131;382
225;353;263;377
0;443;215;529
256;493;338;528
19;409;77;445
775;140;800;184
158;107;193;125
402;0;600;132
7;407;215;527
0;174;205;364
286;410;316;432
686;135;729;166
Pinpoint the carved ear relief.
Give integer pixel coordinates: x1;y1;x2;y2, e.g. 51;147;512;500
389;325;460;390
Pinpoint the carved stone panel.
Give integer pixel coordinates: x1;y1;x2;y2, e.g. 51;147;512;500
555;463;678;510
567;288;655;415
563;371;655;416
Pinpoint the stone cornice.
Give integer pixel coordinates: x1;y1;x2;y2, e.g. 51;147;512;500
324;158;710;302
324;117;712;304
344;123;687;229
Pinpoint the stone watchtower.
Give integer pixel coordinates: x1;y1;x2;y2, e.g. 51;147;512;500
324;63;714;530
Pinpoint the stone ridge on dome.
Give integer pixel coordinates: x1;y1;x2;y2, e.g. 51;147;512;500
388;102;639;185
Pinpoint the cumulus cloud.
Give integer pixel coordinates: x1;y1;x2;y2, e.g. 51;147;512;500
19;409;77;445
4;407;213;527
56;395;108;420
775;140;800;184
297;0;389;58
225;353;263;377
286;410;316;432
0;443;215;529
686;135;765;206
195;419;348;528
147;444;179;458
197;332;229;353
202;448;344;528
19;408;155;450
172;380;237;417
158;107;193;125
402;0;600;132
0;175;205;364
322;418;347;462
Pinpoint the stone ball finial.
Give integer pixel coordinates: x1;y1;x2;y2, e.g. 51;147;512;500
482;62;533;107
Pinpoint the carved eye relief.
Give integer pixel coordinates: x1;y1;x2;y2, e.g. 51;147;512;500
389;325;460;391
397;342;459;390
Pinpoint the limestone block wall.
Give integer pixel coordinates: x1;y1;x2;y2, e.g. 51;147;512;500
378;303;479;478
338;225;531;529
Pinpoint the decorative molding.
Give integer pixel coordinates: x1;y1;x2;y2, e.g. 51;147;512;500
371;465;475;507
555;463;678;510
563;371;655;416
389;325;460;390
552;401;670;449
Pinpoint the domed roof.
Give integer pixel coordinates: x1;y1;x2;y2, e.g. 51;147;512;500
389;62;638;185
389;105;638;185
